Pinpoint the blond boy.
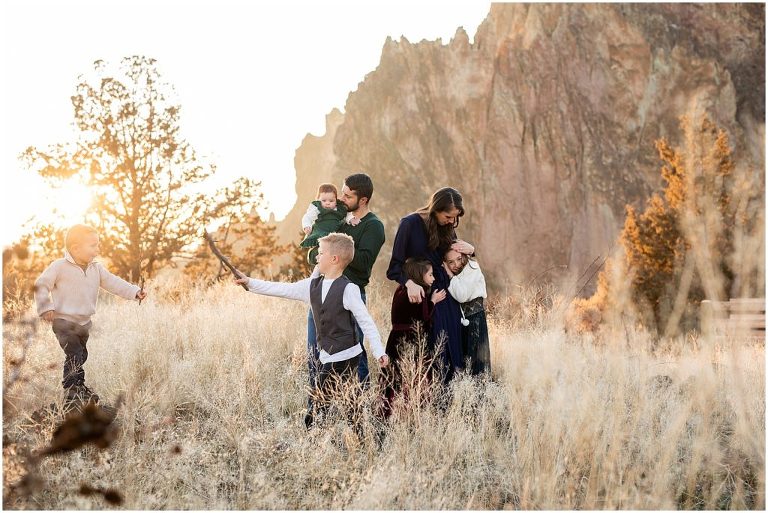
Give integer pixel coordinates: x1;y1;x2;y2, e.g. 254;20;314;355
35;224;147;404
234;233;388;427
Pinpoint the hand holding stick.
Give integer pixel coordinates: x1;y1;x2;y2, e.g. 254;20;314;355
138;275;146;305
204;231;249;290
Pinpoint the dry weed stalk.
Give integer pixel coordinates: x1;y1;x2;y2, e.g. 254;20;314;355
3;314;125;509
2;279;764;509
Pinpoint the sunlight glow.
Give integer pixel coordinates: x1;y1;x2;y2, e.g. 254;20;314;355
45;181;94;229
1;1;491;246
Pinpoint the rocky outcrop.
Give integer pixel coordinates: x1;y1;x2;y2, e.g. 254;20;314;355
278;3;765;293
275;108;344;245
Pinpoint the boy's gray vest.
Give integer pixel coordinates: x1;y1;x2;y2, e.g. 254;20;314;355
310;275;358;355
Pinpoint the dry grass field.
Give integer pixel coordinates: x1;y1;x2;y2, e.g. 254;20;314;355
3;280;765;509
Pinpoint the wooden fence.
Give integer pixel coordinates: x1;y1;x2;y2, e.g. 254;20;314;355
701;298;765;340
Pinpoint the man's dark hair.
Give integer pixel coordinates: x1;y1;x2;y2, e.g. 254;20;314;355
344;173;374;203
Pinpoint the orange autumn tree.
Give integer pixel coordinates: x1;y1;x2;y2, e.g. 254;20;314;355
571;115;763;335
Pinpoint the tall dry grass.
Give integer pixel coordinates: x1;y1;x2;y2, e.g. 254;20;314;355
3;278;765;509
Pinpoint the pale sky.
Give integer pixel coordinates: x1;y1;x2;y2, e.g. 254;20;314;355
0;0;490;246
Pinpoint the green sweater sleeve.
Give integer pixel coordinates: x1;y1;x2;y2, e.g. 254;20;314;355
347;219;385;279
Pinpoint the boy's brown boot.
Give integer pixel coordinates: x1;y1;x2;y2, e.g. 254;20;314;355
64;384;100;407
63;386;81;409
78;384;100;404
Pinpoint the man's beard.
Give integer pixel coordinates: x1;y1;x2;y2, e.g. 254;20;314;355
344;199;360;213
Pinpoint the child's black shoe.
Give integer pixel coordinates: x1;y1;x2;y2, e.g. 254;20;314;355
79;384;100;403
304;411;314;430
64;384;100;407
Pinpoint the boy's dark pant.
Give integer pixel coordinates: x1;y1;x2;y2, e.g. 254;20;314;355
51;318;92;389
306;296;369;413
312;355;362;428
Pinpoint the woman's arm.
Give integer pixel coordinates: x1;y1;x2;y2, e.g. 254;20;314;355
387;216;427;303
386;216;413;286
451;239;475;256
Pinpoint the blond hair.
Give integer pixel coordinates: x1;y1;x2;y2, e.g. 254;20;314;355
316;183;338;198
65;224;98;252
318;233;354;266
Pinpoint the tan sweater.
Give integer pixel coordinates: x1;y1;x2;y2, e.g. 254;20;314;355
34;251;140;325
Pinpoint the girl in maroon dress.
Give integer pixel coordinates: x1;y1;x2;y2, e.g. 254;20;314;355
378;258;446;418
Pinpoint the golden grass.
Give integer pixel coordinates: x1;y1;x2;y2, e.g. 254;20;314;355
3;280;765;509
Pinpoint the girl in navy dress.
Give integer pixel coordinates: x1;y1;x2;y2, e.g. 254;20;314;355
386;187;475;382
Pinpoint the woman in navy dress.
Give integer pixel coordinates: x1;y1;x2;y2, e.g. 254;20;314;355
386;187;475;382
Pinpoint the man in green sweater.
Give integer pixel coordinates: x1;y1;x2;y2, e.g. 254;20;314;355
305;173;385;427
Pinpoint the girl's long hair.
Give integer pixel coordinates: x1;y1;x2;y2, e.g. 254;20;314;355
416;187;465;251
403;258;433;289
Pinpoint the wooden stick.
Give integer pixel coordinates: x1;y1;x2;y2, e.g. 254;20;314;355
204;232;249;290
138;275;145;305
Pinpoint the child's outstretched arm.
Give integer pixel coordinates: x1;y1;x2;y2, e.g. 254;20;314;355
97;264;142;301
343;284;389;367
234;271;316;304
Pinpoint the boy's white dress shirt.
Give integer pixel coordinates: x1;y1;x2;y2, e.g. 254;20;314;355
245;275;385;365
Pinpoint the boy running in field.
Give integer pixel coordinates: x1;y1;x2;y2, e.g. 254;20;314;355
35;224;147;405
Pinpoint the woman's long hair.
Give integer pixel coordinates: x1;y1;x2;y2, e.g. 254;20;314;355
416;187;465;251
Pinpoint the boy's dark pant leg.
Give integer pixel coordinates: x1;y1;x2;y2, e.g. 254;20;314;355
52;319;91;389
307;308;320;413
314;355;360;423
309;296;369;401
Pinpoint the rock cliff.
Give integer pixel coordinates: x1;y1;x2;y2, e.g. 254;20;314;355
276;3;764;293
